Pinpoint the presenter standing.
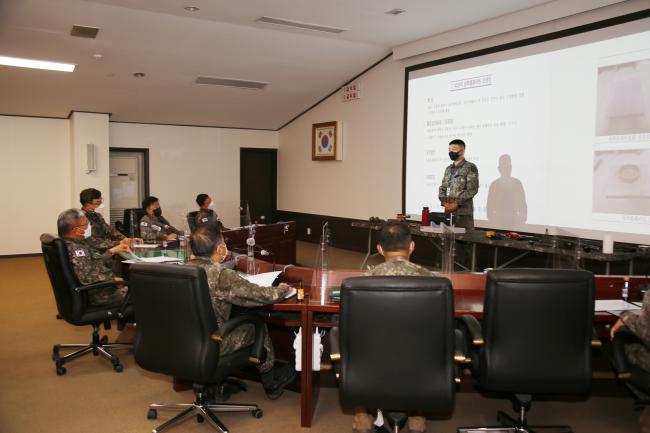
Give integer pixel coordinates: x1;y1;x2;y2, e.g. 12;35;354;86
438;139;479;230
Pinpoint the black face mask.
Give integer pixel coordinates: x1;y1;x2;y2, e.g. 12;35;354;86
449;151;461;161
153;208;162;217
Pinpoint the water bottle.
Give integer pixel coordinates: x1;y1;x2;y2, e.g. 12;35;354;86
179;235;187;263
421;206;430;226
622;277;630;302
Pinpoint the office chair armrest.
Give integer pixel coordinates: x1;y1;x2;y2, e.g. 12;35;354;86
592;327;602;347
454;329;469;364
212;314;267;364
459;315;484;345
612;327;641;380
74;279;129;293
329;327;341;379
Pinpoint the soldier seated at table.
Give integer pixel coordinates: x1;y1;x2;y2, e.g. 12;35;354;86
79;187;138;252
354;221;431;433
611;291;650;432
139;196;181;242
188;222;296;399
58;208;131;306
189;193;224;233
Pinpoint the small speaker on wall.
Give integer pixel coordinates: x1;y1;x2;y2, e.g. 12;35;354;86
86;143;96;173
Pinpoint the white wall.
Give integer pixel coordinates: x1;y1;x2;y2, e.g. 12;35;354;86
70;112;111;210
0;116;71;255
1;115;277;255
277;0;649;220
109;123;278;229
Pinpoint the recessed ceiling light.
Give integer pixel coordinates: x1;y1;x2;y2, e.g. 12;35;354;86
0;55;75;72
184;6;199;12
385;8;406;15
133;72;145;78
92;53;103;60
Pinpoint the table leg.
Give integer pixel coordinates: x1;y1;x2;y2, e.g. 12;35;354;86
300;309;316;427
493;247;499;269
471;243;477;272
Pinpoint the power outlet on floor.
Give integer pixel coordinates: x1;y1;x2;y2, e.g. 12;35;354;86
306;227;311;236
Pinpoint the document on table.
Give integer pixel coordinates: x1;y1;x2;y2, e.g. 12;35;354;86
594;299;642;312
121;256;182;264
132;244;158;249
239;271;282;287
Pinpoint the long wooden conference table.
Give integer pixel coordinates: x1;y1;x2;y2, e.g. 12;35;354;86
229;260;646;428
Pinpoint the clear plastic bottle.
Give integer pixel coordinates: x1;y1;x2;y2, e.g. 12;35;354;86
622;277;630;302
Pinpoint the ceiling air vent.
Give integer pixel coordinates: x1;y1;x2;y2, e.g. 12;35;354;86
70;25;100;39
256;16;346;34
195;76;268;90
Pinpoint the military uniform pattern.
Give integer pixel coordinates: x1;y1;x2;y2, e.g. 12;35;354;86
63;238;127;306
439;159;479;230
191;209;224;232
621;290;650;372
366;256;434;277
140;214;181;241
85;210;124;251
189;257;290;372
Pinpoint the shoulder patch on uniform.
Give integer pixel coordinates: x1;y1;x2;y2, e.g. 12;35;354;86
201;217;208;223
74;249;86;257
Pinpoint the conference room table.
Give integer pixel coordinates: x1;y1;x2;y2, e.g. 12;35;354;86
232;260;647;428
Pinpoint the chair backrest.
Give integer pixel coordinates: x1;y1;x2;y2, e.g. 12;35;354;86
129;263;221;383
186;211;199;233
338;276;455;415
122;208;146;238
40;234;86;323
480;268;595;394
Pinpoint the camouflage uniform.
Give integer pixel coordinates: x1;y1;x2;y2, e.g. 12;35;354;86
621;290;650;372
84;210;125;252
366;256;433;277
139;214;181;242
189;256;290;373
438;159;479;230
63;238;127;306
189;209;224;232
362;255;431;432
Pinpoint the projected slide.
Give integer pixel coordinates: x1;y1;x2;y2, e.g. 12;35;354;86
405;26;650;243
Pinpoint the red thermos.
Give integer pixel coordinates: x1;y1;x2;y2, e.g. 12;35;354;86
421;207;429;225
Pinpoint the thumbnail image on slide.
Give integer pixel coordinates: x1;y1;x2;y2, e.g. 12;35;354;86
595;59;650;136
592;149;650;216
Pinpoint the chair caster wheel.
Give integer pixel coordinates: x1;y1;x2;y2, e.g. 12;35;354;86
100;335;108;345
56;366;66;376
197;414;204;423
113;364;123;373
147;409;157;420
252;409;263;419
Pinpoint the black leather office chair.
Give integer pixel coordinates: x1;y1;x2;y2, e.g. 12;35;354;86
612;328;650;408
458;268;596;433
330;276;464;433
186;211;199;233
115;208;146;237
129;263;265;433
40;234;133;375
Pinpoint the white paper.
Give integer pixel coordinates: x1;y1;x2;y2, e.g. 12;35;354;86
284;287;297;299
239;271;282;287
132;244;158;249
594;299;641;312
